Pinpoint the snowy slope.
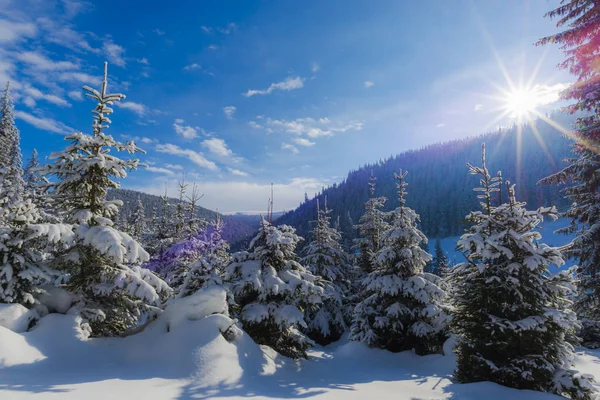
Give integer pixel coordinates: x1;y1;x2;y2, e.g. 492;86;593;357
2;308;599;399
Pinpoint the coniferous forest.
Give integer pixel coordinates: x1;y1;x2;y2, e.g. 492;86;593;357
1;1;600;400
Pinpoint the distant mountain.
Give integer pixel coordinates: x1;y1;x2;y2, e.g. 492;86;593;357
275;112;575;250
107;188;260;249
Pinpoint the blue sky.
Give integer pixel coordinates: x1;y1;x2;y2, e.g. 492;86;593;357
0;0;568;212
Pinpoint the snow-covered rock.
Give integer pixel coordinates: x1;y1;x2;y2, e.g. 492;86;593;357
0;303;39;332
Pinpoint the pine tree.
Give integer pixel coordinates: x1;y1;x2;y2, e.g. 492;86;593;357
23;149;46;200
130;195;147;239
186;183;206;237
0;82;24;201
431;239;449;277
302;198;349;345
0;196;74;305
353;171;389;274
537;0;600;349
350;170;448;355
40;63;170;336
177;213;229;298
449;144;596;399
226;219;324;359
174;179;188;239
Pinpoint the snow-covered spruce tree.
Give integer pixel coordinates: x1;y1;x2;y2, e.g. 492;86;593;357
350;170;448;355
353;171;389;274
226;219;324;359
537;0;600;349
177;214;229;298
449;144;596;399
302;198;350;345
0;82;24;201
41;63;170;336
174;179;188;239
130;195;147;239
186;183;207;237
431;239;449;277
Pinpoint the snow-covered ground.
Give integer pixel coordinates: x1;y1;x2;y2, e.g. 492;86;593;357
2;299;599;400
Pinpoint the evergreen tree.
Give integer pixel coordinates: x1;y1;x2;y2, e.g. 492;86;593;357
0;196;73;305
302;198;349;345
350;170;448;355
226;219;323;359
449;144;595;399
177;214;229;298
40;63;170;336
174;179;188;238
130;195;147;239
186;183;207;237
431;239;449;277
0;82;24;201
537;0;600;349
23;149;46;200
353;171;388;274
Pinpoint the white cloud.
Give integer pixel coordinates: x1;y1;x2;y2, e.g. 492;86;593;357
153;29;165;36
24;86;70;107
282;143;299;154
183;63;201;71
68;90;83;101
0;20;37;42
138;58;149;65
23;97;36;107
202;138;232;157
293;137;315;147
364;81;374;88
228;168;249;177
131;176;326;213
173;121;198;139
146;166;175;176
35;17;99;54
165;163;183;170
15;110;73;134
223;106;236;119
201;26;213;34
207;44;218;51
248;121;262;129
216;23;237;34
116;101;147;116
474;104;483;111
311;62;320;73
264;117;363;138
140;137;155;144
155;143;218;170
103;41;126;67
16;51;78;71
244;76;305;97
58;71;101;86
174;118;185;124
435;123;445;128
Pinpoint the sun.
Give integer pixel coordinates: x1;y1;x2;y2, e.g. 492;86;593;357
503;88;541;118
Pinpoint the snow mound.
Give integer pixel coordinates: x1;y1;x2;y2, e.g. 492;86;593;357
0;325;45;368
0;303;39;332
35;285;75;314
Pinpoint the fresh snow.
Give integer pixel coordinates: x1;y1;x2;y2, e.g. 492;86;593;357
2;305;600;399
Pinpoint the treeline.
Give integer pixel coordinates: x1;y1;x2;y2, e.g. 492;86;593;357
277;113;573;248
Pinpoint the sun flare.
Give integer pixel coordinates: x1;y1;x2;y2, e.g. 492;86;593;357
504;88;541;118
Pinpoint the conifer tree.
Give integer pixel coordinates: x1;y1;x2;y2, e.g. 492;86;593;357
431;239;449;277
302;198;349;344
23;149;45;198
177;214;229;298
449;144;595;399
130;195;147;239
186;183;206;237
350;170;448;355
537;0;600;349
0;82;24;201
174;179;188;238
41;63;170;336
226;219;324;359
353;171;388;274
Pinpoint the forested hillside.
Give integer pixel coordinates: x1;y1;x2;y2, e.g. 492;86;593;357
107;188;260;247
276;112;574;248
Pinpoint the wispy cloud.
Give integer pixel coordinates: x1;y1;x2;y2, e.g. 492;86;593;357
435;122;445;128
0;20;37;43
68;90;83;101
15;110;73;134
153;29;165;36
474;104;483;111
173;119;199;139
58;71;101;86
282;143;299;154
311;62;320;73
207;44;218;51
138;58;149;65
146;166;176;176
293;137;315;147
202;137;232;157
103;41;126;67
116;101;147;116
228;167;249;177
23;86;71;107
183;63;201;71
217;23;237;34
244;76;305;97
264;117;363;138
155;143;218;170
364;81;374;88
223;106;236;119
16;51;78;71
248;121;262;129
